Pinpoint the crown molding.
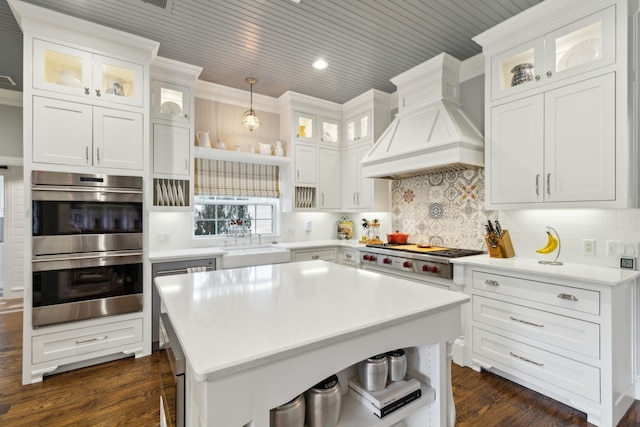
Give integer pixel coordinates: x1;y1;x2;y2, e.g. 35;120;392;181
195;79;280;114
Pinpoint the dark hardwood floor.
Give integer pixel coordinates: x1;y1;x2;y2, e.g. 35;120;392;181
0;308;639;426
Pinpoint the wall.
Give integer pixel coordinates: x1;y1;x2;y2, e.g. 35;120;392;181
4;166;24;300
194;98;281;153
0;103;23;160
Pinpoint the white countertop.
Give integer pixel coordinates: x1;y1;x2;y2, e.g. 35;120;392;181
451;255;640;286
273;239;362;250
149;247;226;262
155;260;469;382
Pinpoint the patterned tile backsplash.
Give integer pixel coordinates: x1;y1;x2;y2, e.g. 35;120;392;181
391;169;497;250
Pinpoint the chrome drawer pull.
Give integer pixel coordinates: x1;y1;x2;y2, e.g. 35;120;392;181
312;255;319;260
510;316;544;328
76;335;108;344
557;293;578;301
483;279;499;286
510;351;544;366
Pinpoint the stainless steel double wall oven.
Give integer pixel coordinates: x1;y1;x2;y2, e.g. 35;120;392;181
31;171;143;327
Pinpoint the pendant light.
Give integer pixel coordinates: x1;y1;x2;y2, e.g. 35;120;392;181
242;77;261;132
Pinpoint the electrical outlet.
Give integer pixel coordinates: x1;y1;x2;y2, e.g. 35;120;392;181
157;232;170;244
582;239;596;256
606;240;624;256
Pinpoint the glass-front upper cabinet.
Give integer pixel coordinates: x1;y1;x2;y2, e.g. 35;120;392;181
544;7;614;82
320;118;340;147
33;39;144;107
152;80;190;123
294;111;315;143
491;6;614;100
345;111;371;145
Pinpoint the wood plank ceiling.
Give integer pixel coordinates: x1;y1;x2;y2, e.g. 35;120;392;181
0;0;543;104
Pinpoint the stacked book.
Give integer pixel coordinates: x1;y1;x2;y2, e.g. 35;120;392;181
348;377;422;418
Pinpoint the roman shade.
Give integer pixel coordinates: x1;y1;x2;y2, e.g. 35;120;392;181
194;158;280;198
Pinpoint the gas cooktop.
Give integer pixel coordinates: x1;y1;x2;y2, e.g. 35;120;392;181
364;244;484;258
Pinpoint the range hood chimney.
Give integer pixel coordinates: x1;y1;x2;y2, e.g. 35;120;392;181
361;53;484;179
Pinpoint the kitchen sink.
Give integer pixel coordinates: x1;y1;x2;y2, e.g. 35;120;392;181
221;246;291;269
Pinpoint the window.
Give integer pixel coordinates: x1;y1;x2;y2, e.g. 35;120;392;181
194;195;278;236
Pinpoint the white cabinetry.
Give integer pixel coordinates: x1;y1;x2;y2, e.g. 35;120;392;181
342;90;392;212
150;57;202;209
34;39;145;107
279;92;342;211
491;73;615;204
290;248;336;262
475;0;637;209
457;261;636;427
33;96;143;170
345;111;370;145
318;148;342;209
153;123;190;175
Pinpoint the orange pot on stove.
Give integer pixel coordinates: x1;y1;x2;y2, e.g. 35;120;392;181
386;231;409;244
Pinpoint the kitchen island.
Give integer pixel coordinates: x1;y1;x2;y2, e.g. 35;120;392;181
155;260;469;427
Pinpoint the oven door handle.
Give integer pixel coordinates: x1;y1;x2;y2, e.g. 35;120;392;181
32;251;143;272
34;250;143;263
31;186;143;194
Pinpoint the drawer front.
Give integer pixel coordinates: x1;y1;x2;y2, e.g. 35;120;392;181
473;327;600;402
473;296;600;359
341;248;357;264
293;248;336;262
32;318;143;364
472;271;600;315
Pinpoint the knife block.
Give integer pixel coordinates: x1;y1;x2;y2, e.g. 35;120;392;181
485;230;515;258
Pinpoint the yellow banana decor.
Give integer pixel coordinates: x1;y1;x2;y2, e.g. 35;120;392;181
537;226;563;265
536;231;559;254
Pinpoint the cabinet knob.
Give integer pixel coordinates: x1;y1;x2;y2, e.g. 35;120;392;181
184;114;188;118
557;293;578;301
483;279;499;286
95;89;101;97
546;71;552;77
535;75;541;81
84;87;90;95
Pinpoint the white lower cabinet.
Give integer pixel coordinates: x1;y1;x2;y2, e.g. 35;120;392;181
32;318;143;365
460;263;635;427
33;96;143;170
291;248;336;262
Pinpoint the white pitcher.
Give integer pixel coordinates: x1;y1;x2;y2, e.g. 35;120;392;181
273;140;285;157
196;131;211;147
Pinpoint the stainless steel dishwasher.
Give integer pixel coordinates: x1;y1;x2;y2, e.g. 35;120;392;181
152;258;216;351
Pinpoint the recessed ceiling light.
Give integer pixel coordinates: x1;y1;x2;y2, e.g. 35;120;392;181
313;59;328;70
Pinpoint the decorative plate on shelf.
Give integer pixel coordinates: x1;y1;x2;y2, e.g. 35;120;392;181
161;101;182;115
558;39;601;71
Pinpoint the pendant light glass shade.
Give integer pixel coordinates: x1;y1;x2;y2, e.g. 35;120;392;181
243;78;261;132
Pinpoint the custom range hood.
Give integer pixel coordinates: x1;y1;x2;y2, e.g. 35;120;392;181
361;53;484;179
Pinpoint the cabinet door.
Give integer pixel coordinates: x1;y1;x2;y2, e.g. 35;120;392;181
93;55;145;107
342;146;359;209
294;111;316;143
33;39;93;98
153;80;190;123
355;143;374;209
294;144;317;184
544;73;615;202
345;112;371;145
491;38;545;100
33;97;93;166
318;148;341;209
93;107;143;170
153;124;190;175
320;118;340;147
544;7;615;85
490;96;544;204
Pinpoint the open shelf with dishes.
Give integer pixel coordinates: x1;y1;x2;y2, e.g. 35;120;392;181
153;178;189;207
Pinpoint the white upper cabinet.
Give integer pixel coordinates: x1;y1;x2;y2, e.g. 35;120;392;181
318;148;341;209
33;39;145;107
33;96;143;170
491;7;615;100
293;111;340;147
153;124;190;176
152;80;190;123
345;111;371;145
476;0;636;209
